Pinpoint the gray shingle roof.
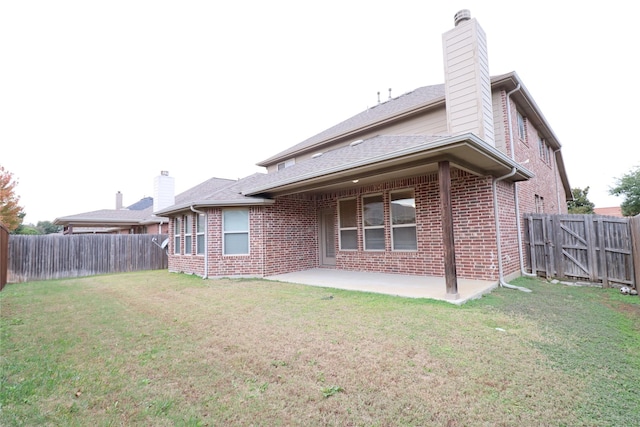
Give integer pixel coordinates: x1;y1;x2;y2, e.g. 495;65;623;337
257;84;446;165
243;135;445;194
126;196;153;211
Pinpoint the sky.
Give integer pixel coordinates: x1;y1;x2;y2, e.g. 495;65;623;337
1;1;639;224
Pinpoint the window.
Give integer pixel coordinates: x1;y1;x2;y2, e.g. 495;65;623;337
535;195;545;213
517;111;526;140
538;135;547;162
277;158;295;171
338;198;358;250
223;209;249;255
184;215;193;255
173;217;181;255
196;213;205;254
363;194;385;250
391;190;417;250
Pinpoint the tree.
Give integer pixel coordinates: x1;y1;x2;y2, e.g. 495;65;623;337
610;165;640;217
36;221;62;234
567;186;595;214
0;165;24;231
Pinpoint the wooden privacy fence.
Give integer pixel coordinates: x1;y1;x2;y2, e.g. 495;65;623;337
7;234;169;283
524;214;640;288
0;224;8;290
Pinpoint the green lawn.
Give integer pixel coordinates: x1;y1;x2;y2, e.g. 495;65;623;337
1;271;639;426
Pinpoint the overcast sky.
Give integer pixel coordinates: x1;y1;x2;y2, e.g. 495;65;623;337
2;1;638;224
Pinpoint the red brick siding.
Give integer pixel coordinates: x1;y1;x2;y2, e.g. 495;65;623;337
169;207;265;277
263;196;318;276
320;170;511;280
501;90;568;215
168;166;523;281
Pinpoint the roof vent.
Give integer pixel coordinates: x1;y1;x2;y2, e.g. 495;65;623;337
454;9;471;26
311;152;324;159
349;139;363;147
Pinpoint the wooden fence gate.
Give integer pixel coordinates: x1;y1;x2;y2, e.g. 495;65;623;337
524;214;639;288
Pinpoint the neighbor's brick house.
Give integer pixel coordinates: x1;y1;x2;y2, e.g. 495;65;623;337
155;10;571;297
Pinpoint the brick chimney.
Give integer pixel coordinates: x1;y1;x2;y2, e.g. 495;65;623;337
153;171;175;213
116;191;123;210
442;9;495;146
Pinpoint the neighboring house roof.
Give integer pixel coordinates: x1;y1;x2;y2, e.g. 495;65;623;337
54;206;160;228
594;206;624;217
55;178;243;227
126;196;153;211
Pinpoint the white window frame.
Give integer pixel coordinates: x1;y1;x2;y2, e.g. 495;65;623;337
184;214;193;255
338;198;358;250
173;217;181;255
362;193;385;251
222;208;250;255
196;213;205;255
390;189;417;251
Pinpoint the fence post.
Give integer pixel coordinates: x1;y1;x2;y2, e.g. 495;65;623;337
630;215;640;291
595;217;609;287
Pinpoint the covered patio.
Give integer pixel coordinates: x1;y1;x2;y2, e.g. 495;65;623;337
265;268;498;305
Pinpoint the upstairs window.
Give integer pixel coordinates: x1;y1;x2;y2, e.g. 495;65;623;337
391;190;417;251
517;111;526;141
538;135;552;164
173;217;182;255
277;158;295;171
535;195;545;213
338;198;358;250
196;213;205;255
184;215;193;255
223;209;249;255
363;194;385;250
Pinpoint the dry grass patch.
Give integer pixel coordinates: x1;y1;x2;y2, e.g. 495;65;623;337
2;271;637;426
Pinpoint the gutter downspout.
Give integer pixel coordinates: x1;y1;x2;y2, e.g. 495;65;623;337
553;148;562;213
190;206;208;279
505;84;537;278
493;168;532;292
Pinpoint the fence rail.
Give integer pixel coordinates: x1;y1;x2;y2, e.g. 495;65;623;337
7;234;168;283
524;214;637;288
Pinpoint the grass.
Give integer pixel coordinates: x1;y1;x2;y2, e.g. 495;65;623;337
1;271;639;426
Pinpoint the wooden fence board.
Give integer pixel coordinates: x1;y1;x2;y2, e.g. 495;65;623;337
524;214;636;288
0;224;8;290
7;234;168;283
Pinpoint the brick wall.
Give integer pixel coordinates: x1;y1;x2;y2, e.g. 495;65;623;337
263;195;318;276
501;91;568;215
318;170;511;281
167;166;524;281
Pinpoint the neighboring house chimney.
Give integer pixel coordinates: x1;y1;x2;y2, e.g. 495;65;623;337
442;9;495;146
153;171;175;213
116;191;123;210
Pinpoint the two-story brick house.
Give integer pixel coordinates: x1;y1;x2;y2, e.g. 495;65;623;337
155;10;571;299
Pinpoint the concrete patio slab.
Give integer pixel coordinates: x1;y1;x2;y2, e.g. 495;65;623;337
265;268;498;305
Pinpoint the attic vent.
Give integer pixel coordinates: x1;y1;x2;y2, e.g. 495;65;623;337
311;152;324;159
349;139;363;147
454;9;471;26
